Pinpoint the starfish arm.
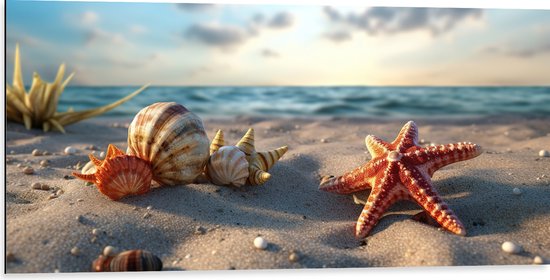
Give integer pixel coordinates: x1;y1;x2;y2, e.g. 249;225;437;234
319;163;376;194
406;142;482;176
391;121;419;152
398;163;466;235
365;135;392;158
355;163;408;238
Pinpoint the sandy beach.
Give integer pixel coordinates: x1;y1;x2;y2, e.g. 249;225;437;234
4;115;550;273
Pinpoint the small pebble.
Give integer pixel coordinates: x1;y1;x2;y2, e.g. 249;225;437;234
70;247;80;256
501;241;522;254
92;228;100;235
31;182;42;190
103;246;117;256
99;151;105;158
512;188;522;195
16;163;23;168
185;254;191;259
23;166;34;175
76;215;83;223
194;226;207;235
56;189;64;196
43;151;51;156
41;184;50;191
86;145;99;150
32;149;43;156
64;146;77;155
77;198;84;202
320;138;327;143
48;194;58;200
539;150;550;157
253;236;268;250
10;150;16;154
143;213;152;219
533;256;544;265
40;160;50;167
146;205;153;210
6;252;16;262
289;251;299;262
211;250;217;255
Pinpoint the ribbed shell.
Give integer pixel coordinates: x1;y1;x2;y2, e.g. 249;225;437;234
127;102;209;186
94;155;153;200
206;146;249;187
92;250;162;272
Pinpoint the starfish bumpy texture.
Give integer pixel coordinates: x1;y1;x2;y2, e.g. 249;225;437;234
319;121;482;238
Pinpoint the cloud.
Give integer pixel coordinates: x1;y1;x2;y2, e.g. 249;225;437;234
176;3;216;12
481;43;550;58
323;6;483;39
84;28;129;46
267;12;294;29
261;48;280;58
81;11;99;25
130;24;148;35
184;11;294;49
323;30;352;42
185;23;250;49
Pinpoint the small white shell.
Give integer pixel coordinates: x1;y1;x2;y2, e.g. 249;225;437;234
253;237;268;250
64;146;77;155
206;146;249;187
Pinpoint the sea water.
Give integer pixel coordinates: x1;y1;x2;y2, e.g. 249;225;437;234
59;86;550;118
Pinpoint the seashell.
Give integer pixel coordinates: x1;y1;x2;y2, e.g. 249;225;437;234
72;144;153;200
235;128;288;185
209;129;225;155
206;146;249;187
92;249;162;272
127;102;209;186
6;44;148;133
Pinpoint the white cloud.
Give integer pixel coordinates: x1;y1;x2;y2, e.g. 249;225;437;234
130;24;148;35
81;11;99;25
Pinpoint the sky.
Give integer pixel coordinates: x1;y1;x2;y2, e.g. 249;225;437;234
5;0;550;86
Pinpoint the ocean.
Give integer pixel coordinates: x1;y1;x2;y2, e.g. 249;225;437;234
59;86;550;119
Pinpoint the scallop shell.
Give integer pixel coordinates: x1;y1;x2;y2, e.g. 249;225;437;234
73;145;153;200
127;102;210;186
206;146;249;187
92;249;162;272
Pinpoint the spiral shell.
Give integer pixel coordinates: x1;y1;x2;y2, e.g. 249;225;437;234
127;102;209;186
92;250;162;272
206;146;249;187
73;145;153;201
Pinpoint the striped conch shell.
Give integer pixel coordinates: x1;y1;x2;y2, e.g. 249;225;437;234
92;249;162;272
73;144;153;200
209;128;287;186
206;145;249;187
127;102;209;186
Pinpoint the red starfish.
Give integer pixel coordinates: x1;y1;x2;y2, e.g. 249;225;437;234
319;121;482;238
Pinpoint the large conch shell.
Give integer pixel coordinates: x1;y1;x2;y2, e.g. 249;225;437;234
127;102;210;186
206;145;249;187
208;128;288;185
6;44;148;133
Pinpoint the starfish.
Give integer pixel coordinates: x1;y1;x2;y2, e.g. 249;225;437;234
319;121;482;238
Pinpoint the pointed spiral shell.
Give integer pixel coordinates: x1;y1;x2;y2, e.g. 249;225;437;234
127;102;209;186
248;146;288;185
92;250;162;272
206;146;249;187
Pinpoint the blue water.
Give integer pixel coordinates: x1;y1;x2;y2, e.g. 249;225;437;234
58;86;550;118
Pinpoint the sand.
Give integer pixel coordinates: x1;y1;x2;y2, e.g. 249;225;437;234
4;115;550;274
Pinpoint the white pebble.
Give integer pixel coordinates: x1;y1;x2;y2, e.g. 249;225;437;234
64;146;77;155
184;254;191;259
32;149;42;156
533;256;544;264
92;228;99;235
70;247;80;256
31;182;42;190
539;150;550;157
23;166;34;175
40;160;50;167
512;188;522;195
146;205;153;210
253;236;268;250
103;246;117;256
99;151;105;158
320;138;328;143
501;241;522;254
